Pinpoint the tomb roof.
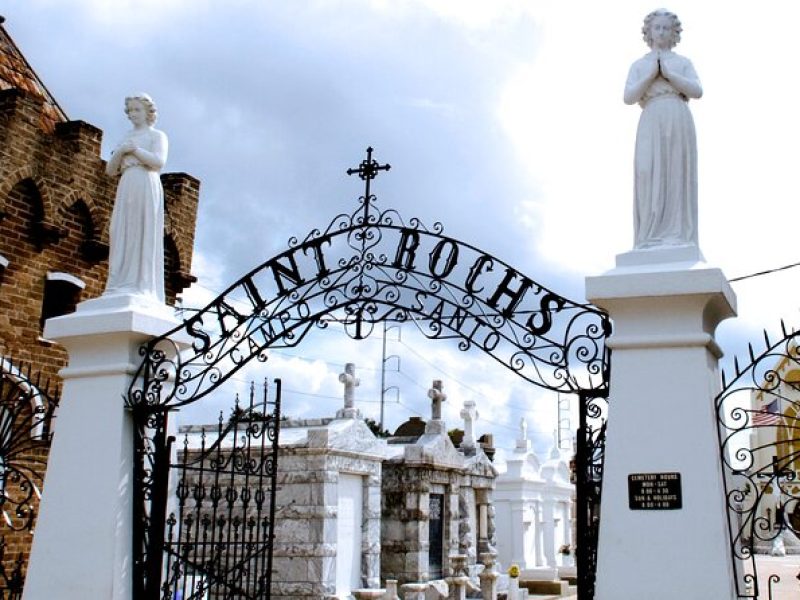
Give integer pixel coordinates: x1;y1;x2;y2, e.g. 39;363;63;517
393;416;426;438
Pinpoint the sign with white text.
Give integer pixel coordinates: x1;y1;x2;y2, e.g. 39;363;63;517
628;472;682;510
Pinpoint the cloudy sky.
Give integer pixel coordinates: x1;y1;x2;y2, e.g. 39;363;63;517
6;1;800;458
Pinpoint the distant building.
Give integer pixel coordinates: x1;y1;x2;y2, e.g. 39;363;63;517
745;351;800;555
176;370;500;599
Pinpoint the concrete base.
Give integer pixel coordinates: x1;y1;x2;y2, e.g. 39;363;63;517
615;244;704;268
520;567;558;581
586;263;737;600
22;295;182;600
519;579;569;595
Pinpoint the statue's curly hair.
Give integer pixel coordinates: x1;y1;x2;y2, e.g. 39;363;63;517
642;9;682;49
125;93;158;125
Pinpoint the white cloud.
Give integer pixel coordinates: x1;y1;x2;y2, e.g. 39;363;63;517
10;0;800;451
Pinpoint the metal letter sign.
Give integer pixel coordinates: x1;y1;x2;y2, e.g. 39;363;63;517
129;149;610;411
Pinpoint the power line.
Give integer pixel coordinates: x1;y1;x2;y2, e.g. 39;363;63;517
268;349;381;372
395;368;431;393
397;399;424;418
729;261;800;283
395;337;561;417
397;338;486;397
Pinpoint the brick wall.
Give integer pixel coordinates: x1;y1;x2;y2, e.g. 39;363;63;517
0;87;200;381
0;85;200;587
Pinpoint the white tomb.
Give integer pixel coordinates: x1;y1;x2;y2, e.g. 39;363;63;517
494;423;574;582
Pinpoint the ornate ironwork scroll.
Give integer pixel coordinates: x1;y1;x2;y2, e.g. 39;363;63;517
0;356;59;598
716;322;800;599
128;149;611;412
575;390;608;600
134;379;281;600
129;147;612;600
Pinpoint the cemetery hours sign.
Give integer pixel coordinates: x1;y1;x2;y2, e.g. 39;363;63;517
628;472;682;510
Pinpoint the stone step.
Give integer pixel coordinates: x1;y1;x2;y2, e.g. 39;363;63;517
519;579;570;596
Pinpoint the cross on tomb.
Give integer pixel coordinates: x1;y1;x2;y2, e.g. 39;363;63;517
346;147;391;212
549;429;562;459
428;380;447;421
460;399;479;450
338;362;360;410
516;417;531;451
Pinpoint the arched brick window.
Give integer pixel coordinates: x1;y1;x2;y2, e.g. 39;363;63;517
40;271;85;331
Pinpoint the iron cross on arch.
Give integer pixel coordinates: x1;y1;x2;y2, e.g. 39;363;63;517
347;146;391;218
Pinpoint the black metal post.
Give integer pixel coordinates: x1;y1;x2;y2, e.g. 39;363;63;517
576;390;590;600
142;411;174;600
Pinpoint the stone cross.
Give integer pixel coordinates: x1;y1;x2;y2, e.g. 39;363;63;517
460;399;478;450
516;417;531;451
550;429;561;459
428;379;447;420
338;362;360;410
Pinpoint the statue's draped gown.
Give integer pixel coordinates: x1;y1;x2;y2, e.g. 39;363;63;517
105;128;166;302
627;53;699;249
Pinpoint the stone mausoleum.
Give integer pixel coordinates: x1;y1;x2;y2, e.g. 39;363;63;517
381;383;498;587
180;364;501;599
494;420;575;592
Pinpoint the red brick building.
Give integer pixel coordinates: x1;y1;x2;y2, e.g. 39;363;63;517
0;15;200;591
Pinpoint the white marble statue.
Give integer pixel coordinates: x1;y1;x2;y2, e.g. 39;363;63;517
624;9;702;250
104;93;168;302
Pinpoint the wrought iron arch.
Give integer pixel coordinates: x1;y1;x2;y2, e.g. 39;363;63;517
130;148;612;600
128;156;610;412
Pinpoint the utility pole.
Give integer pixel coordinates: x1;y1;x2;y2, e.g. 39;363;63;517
557;394;571;450
380;321;401;430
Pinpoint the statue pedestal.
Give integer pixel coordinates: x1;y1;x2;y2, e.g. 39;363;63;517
585;260;737;600
616;244;704;268
23;295;183;600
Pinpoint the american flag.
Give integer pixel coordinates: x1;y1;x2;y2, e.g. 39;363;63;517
752;399;781;426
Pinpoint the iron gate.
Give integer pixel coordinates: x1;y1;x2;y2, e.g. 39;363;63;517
0;356;59;599
716;322;800;599
133;380;281;600
576;391;608;599
128;147;612;599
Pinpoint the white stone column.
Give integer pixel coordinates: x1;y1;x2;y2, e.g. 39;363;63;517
508;576;520;600
510;501;526;566
533;501;544;567
541;499;556;568
23;297;182;600
560;501;570;553
586;260;737;600
478;553;499;600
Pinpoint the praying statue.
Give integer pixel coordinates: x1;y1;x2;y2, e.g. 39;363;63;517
624;9;702;250
104;93;168;302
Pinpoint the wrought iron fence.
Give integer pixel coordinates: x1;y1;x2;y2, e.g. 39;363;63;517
128;148;613;600
716;323;800;599
575;390;608;600
133;379;281;600
0;356;59;599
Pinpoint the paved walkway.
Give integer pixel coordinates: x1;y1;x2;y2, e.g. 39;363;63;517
753;555;800;600
519;558;800;599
